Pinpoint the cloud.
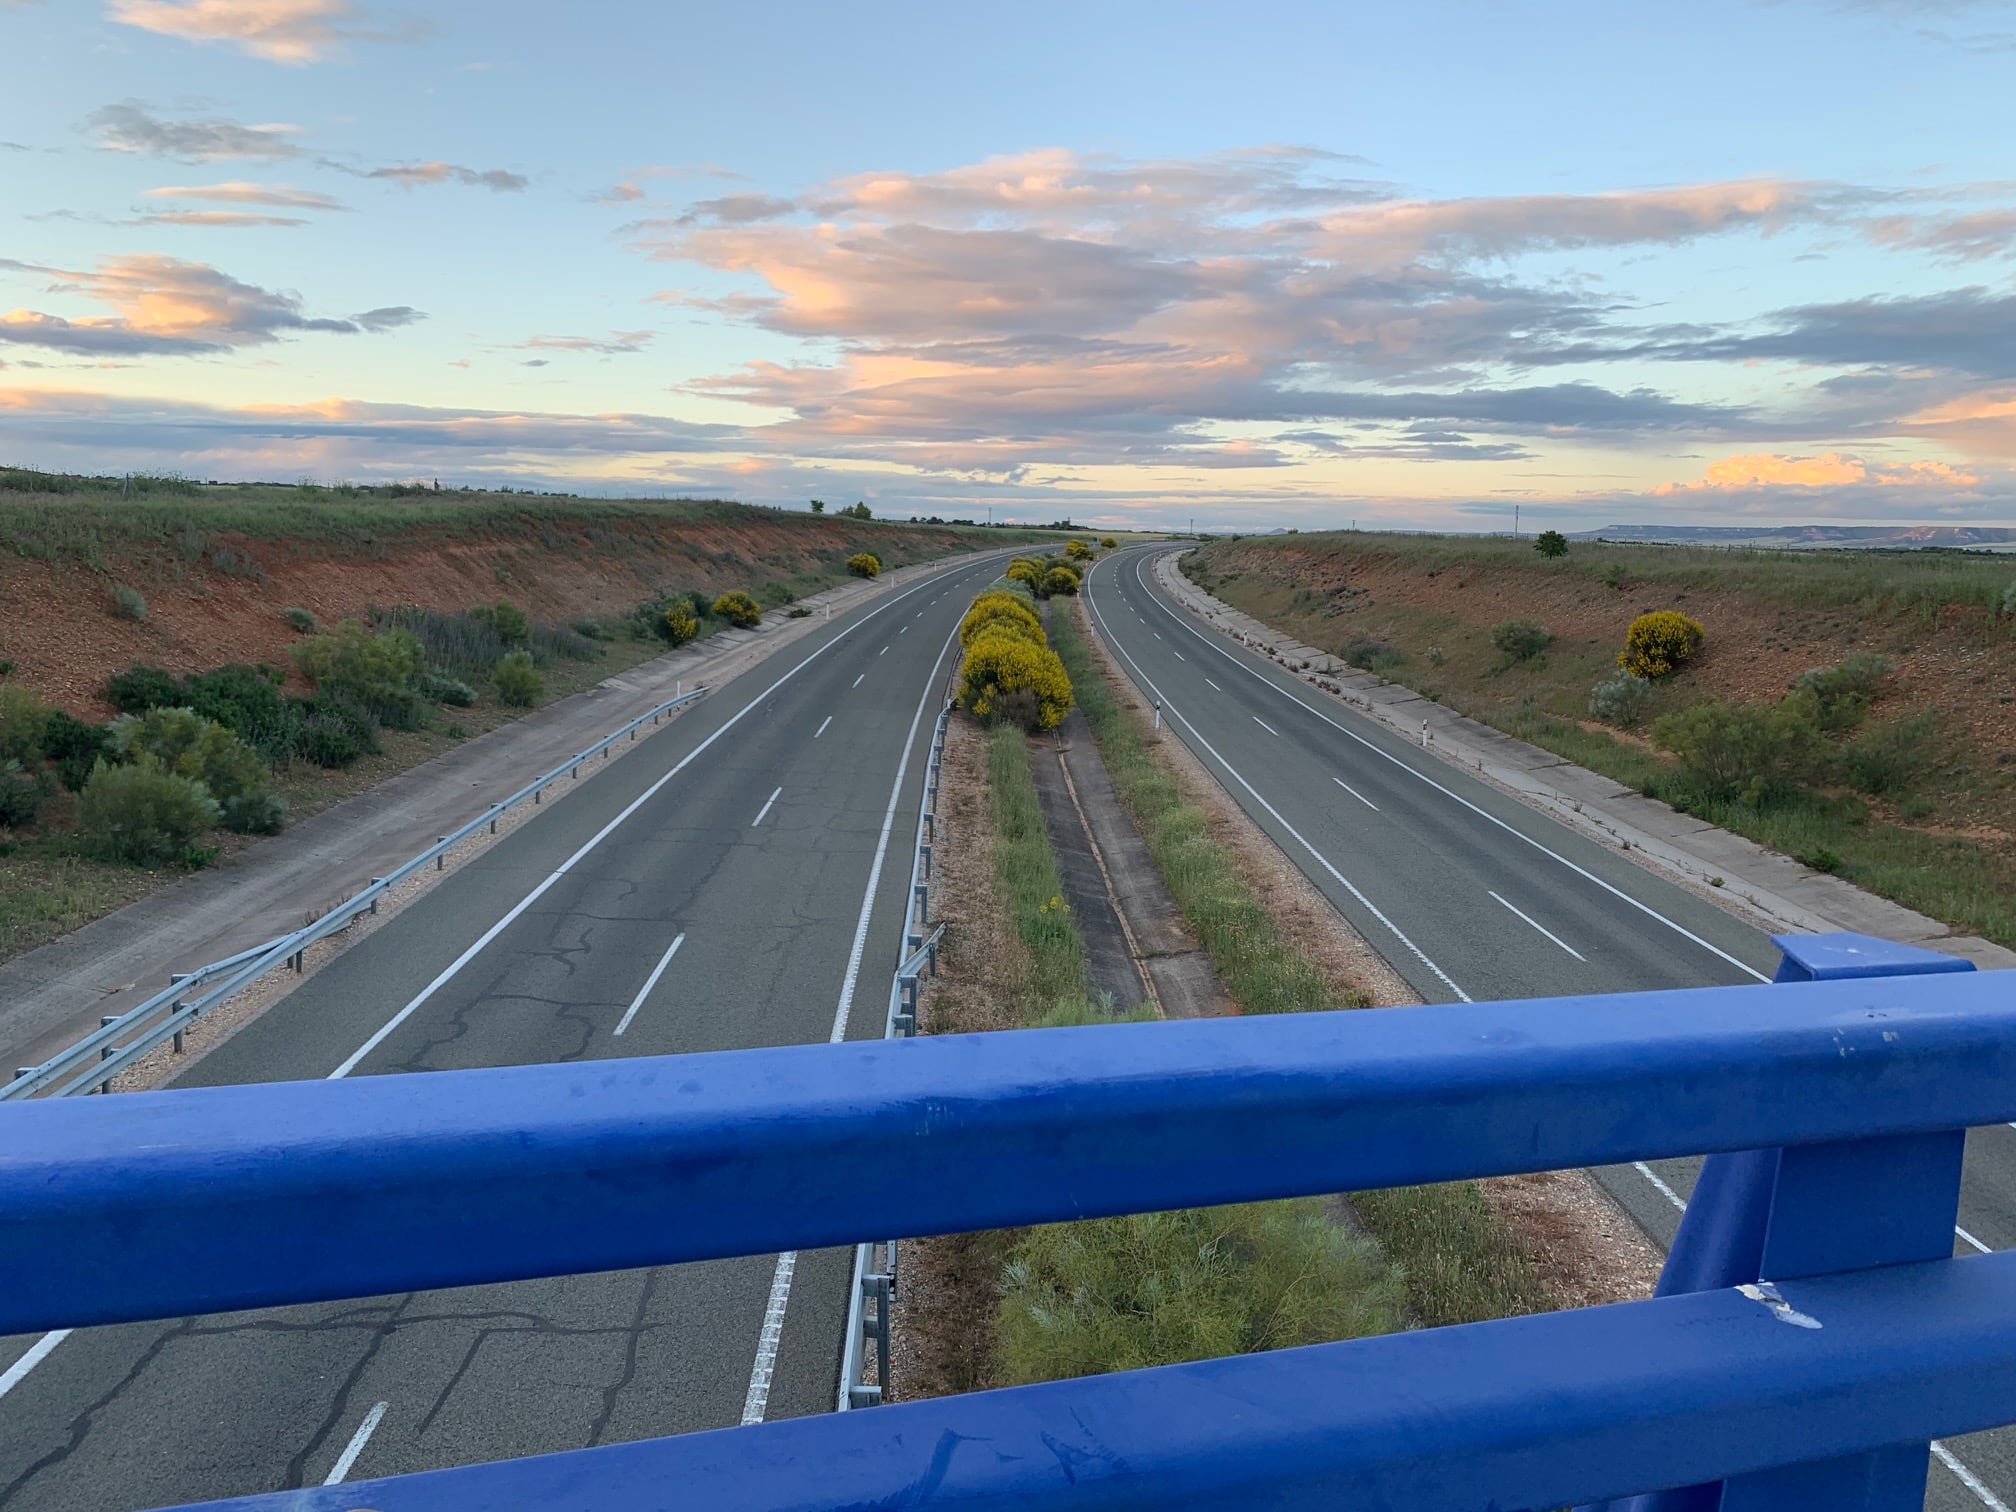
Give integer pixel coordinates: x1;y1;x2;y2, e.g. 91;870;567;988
134;210;308;227
1868;208;2016;261
0;254;417;354
514;330;655;354
360;160;528;192
1635;288;2016;380
1651;450;1982;494
143;180;347;210
104;0;404;63
88;101;301;161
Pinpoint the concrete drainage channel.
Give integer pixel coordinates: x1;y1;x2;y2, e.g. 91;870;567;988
2;686;710;1102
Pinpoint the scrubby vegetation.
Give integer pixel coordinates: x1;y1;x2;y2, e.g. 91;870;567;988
711;590;763;629
847;552;881;579
957;586;1073;731
1619;610;1705;679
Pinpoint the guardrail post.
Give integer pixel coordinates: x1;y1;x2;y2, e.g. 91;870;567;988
919;843;931;880
1595;933;1977;1512
369;880;384;914
171;1003;186;1054
436;839;447;871
912;883;928;927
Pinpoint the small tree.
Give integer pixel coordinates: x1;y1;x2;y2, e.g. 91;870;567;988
1534;530;1569;559
1489;618;1553;661
1619;611;1705;680
1652;697;1819;805
712;591;763;629
471;599;531;647
492;651;544;707
847;552;882;579
808;499;826;514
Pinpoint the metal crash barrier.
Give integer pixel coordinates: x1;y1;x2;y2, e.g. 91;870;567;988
1;932;2010;1511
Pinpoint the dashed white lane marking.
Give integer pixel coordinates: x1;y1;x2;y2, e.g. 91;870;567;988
1127;554;1770;986
1205;677;1221;690
1173;651;1186;661
852;674;865;688
613;932;685;1037
879;645;888;656
741;618;963;1425
0;1331;70;1403
324;1400;388;1486
1253;716;1279;736
752;787;783;827
1489;890;1587;962
899;624;908;634
1333;777;1379;811
815;715;833;739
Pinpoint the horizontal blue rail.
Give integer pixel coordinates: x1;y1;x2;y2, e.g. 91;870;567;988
2;937;2011;1511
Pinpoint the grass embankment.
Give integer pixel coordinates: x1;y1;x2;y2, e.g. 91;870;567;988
1186;533;2016;947
1049;596;1553;1332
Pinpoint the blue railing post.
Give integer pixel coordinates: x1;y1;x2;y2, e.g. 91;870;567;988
1606;932;1978;1512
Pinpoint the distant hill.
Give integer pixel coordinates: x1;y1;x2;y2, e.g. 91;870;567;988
1574;523;2016;551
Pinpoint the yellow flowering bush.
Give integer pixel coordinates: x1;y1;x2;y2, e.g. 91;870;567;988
847;552;881;578
959;591;1043;647
960;627;1073;730
1619;610;1706;679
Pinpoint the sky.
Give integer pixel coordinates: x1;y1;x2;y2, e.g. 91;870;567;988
2;0;2014;532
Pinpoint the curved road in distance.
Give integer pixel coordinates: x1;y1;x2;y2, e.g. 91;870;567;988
0;549;1014;1512
1086;543;2016;1512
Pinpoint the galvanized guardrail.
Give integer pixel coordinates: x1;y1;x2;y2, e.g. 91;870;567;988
837;698;951;1410
2;685;710;1102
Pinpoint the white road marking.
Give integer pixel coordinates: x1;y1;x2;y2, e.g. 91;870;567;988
1087;582;1469;1003
0;1331;70;1402
613;933;685;1037
899;624;908;633
323;558;979;1081
324;1400;388;1485
879;645;888;656
1253;716;1279;736
1127;554;1769;984
1205;677;1221;690
752;787;783;827
740;619;963;1423
1173;651;1186;661
815;715;833;739
1935;1442;2013;1511
1153;631;1162;640
1489;890;1587;961
1632;1162;1688;1212
1958;1225;1992;1255
852;673;865;688
1333;777;1379;811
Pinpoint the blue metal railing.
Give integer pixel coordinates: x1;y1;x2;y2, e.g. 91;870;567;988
1;932;2010;1510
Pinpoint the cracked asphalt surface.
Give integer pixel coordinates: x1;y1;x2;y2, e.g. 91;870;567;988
0;551;1009;1512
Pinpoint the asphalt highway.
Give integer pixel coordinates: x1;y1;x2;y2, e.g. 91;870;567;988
0;549;1012;1512
1087;544;2016;1512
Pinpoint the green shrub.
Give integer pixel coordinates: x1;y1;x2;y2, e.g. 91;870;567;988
104;664;181;714
108;706;279;832
662;601;700;646
996;1201;1405;1384
570;617;612;641
178;663;296;759
41;710;112;791
1619;610;1705;679
1791;654;1893;732
492;650;544;707
1652;696;1820;804
1533;529;1569;558
281;606;318;633
1489;617;1552;661
294;697;377;767
1842;713;1937;796
109;583;147;622
1063;539;1092;560
712;591;763;629
1341;636;1401;671
0;684;50;764
846;552;881;579
292;621;427;729
0;762;44;829
420;672;477;707
470;598;531;647
1099;536;1118;550
1588;672;1653;729
1041;565;1081;597
77;761;220;865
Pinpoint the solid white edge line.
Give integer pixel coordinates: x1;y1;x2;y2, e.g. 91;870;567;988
1489;890;1587;962
739;617;963;1424
612;932;685;1037
1935;1441;2014;1512
1958;1224;1993;1255
752;787;783;827
325;557;989;1081
0;1330;70;1402
1631;1161;1689;1213
1086;567;1470;1003
1128;551;1772;985
1332;777;1379;811
815;715;833;739
324;1399;389;1485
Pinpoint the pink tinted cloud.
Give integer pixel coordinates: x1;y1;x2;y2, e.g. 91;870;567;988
105;0;388;63
1651;451;1981;494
